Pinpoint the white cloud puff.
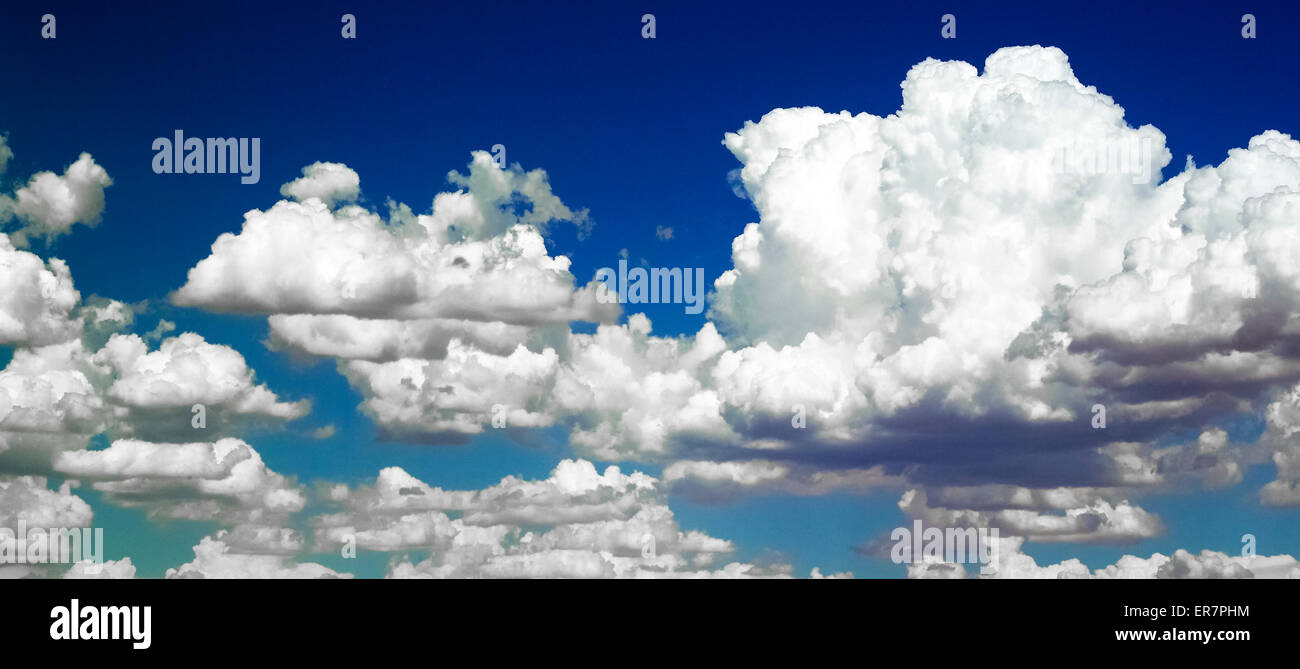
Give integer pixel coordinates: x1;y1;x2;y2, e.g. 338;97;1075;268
0;341;104;468
0;234;81;346
898;488;1163;545
166;535;349;579
4;153;112;242
267;314;532;362
315;459;836;578
87;438;306;525
173;152;614;326
53;438;251;480
279;161;360;207
980;536;1299;579
93;332;308;440
344;340;560;442
0;475;93;528
65;558;136;579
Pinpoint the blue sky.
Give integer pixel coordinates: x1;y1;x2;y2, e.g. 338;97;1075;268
2;0;1299;578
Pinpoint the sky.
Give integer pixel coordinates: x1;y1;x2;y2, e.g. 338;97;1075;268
1;0;1299;578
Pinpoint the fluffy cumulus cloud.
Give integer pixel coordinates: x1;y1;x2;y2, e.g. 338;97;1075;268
0;307;306;475
563;46;1300;516
664;458;897;500
0;235;81;347
0;153;112;243
473;51;1300;557
170;152;624;442
0;475;97;579
312;459;842;578
0;138;336;580
65;558;136;579
908;535;1300;579
344;340;560;441
1257;383;1300;506
166;533;349;579
0;259;311;524
76;438;306;524
0;475;93;529
0;187;310;483
279;161;361;208
172;151;612;325
52;438;251;480
0;341;106;472
93;332;309;440
267;314;533;362
898;487;1163;545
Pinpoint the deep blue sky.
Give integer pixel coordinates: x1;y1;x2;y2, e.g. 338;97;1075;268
2;0;1297;576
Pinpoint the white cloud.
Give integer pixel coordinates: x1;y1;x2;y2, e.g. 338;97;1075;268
267;314;533;362
166;535;350;579
65;558;136;579
142;319;175;344
344;341;559;441
899;488;1163;545
900;534;1300;579
95;333;292;413
552;317;734;460
173;153;614;326
985;536;1299;579
279;161;360;208
88;438;306;524
1259;383;1300;506
0;325;305;474
4;153;112;242
664;459;897;500
218;524;306;555
94;332;309;439
53;438;251;480
0;234;81;346
0;475;93;528
315;459;835;578
0;341;104;468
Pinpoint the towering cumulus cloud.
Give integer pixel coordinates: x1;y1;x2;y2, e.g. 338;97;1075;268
540;46;1299;500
